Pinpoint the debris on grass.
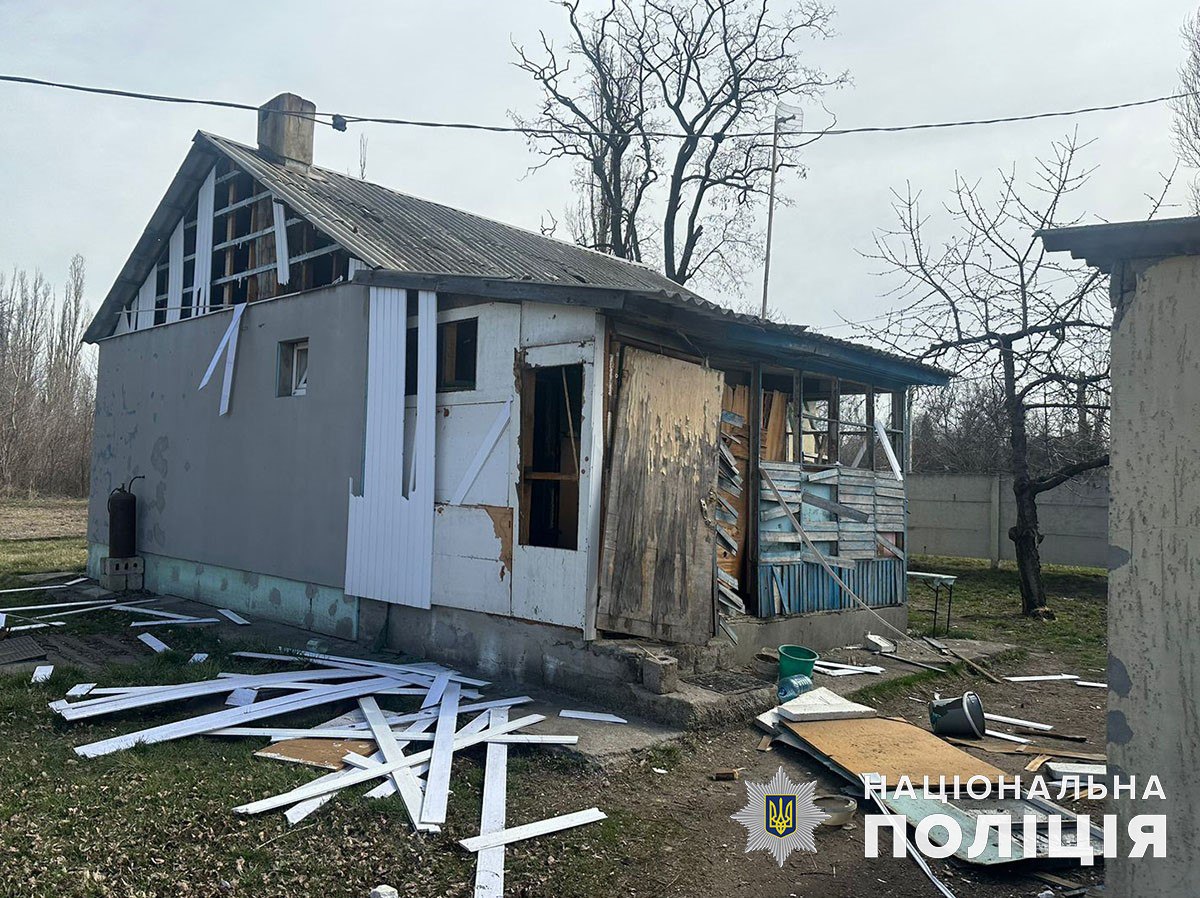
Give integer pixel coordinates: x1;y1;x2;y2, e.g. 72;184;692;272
51;647;609;895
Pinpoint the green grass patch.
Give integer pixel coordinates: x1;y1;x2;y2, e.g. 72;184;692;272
0;536;87;590
909;555;1107;670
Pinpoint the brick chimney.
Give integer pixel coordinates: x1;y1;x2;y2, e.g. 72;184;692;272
257;93;316;168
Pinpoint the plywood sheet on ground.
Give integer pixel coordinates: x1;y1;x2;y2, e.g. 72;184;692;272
783;717;1007;782
255;737;377;771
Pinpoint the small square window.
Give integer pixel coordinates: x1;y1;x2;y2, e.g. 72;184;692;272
405;317;479;395
278;339;309;397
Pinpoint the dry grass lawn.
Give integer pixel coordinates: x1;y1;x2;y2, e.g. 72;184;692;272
0;497;88;541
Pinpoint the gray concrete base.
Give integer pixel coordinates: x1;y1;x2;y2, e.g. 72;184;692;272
361;599;913;729
725;604;908;665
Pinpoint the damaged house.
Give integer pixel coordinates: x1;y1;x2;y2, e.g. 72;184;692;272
84;94;948;690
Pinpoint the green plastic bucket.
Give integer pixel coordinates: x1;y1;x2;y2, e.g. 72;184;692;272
778;644;819;679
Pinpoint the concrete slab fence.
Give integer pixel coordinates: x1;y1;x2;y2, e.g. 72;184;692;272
907;472;1108;569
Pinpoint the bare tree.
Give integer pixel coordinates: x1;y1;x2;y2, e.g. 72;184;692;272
514;2;657;261
859;134;1127;618
1172;8;1200;211
358;132;369;180
0;256;94;497
514;0;846;290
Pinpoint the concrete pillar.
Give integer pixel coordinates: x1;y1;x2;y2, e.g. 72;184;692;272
1108;255;1200;895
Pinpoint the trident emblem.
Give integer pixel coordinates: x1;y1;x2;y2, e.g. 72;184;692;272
765;794;797;837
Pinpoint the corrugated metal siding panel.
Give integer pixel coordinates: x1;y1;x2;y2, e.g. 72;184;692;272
759;558;903;614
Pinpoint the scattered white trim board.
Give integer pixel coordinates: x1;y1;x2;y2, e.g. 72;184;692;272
984;712;1052;731
775;687;876;723
421;671;451;709
559;710;626;724
66;683;95;697
137;633;170;654
225;687;258;707
1045;761;1107;780
1003;674;1079;682
189;653;209;665
458;808;607;853
984;729;1031;744
420;680;462;825
1076;681;1107;688
0;576;87;596
232;714;545;815
359;696;437;833
474;706;510;898
112;605;201;621
217;608;251;625
55;668;376;721
31;665;54;684
130;618;220;627
75;676;401;758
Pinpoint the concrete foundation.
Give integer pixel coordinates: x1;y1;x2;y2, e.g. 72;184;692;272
725;604;908;665
88;543;358;639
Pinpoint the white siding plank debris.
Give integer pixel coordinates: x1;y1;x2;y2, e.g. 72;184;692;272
474;707;509;898
458;808;608;853
137;633;170;654
420;680;462;825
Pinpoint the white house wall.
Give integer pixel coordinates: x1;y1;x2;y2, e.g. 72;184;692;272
510;305;604;631
398;300;603;632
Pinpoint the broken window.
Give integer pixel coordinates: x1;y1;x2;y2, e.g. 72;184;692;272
837;384;871;468
277;339;309;397
153;260;168;326
799;375;836;466
519;363;583;550
404;318;479;395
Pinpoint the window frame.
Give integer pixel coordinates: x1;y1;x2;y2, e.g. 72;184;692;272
290;340;309;396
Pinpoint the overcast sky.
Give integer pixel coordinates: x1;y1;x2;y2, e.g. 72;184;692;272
0;0;1194;332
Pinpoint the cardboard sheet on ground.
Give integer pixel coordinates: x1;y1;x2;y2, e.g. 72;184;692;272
783;717;1006;782
255;737;377;771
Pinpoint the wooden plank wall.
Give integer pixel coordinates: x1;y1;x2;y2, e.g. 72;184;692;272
597;347;723;644
757;461;907;614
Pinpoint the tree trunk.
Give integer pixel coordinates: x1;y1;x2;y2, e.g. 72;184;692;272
1010;479;1049;617
1000;338;1051;618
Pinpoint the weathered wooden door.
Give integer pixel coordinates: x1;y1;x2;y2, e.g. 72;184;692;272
597;346;723;644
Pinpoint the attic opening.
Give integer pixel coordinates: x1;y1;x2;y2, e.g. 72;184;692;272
519;363;584;550
115;157;353;334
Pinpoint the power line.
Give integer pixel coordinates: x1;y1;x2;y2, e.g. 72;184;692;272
0;72;1193;141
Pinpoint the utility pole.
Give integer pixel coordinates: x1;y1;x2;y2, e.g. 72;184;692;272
760;106;798;319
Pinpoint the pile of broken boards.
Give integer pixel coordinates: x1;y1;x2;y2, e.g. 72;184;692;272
756;688;1104;874
49;648;606;897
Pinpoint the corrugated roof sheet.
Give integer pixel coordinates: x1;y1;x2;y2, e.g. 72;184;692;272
84;131;948;384
203;132;714;299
